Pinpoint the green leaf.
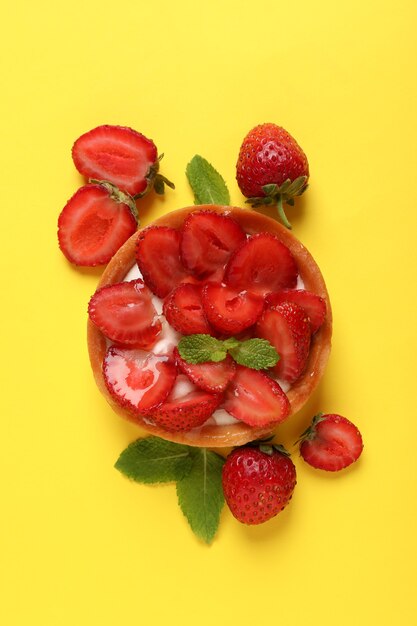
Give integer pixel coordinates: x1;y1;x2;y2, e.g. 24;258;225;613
178;334;225;364
176;448;225;544
222;337;240;350
115;437;195;483
186;155;230;205
229;338;280;370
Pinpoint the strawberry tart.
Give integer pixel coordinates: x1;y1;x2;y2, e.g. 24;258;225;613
87;205;332;447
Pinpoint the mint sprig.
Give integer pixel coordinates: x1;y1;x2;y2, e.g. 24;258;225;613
178;334;280;370
115;437;225;544
186;155;230;205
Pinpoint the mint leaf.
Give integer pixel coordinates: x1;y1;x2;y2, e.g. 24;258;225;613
179;334;279;370
186;155;230;205
229;338;280;370
178;334;226;364
176;448;225;544
222;337;240;350
115;437;195;483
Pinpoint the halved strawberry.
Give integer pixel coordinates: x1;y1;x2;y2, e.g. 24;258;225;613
103;346;177;414
136;226;189;298
163;283;211;335
299;413;363;471
174;347;236;392
266;289;326;333
224;233;298;295
148;379;223;431
224;365;290;427
88;279;162;346
72;125;158;197
58;184;137;266
181;210;246;279
201;282;264;335
256;301;311;383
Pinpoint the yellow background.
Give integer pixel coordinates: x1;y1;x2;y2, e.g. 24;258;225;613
1;1;417;624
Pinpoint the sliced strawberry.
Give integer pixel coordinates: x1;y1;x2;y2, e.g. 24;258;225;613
149;378;223;431
103;346;177;414
174;347;236;392
299;414;364;471
72;125;158;197
266;289;326;333
181;210;246;279
163;283;211;335
136;226;189;298
224;365;290;427
88;279;162;347
224;233;298;295
256;301;311;383
201;282;264;335
58;184;137;266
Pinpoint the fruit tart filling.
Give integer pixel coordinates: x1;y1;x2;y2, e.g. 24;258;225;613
88;209;327;433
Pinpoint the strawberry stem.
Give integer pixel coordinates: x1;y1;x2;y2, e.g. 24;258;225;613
277;195;292;230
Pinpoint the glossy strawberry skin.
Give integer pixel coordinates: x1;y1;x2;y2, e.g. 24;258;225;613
256;301;311;383
148;388;223;432
300;414;364;471
224;233;298;296
103;346;177;414
223;365;290;427
236;123;309;198
72;125;158;196
181;210;246;279
266;289;326;334
222;447;297;525
58;184;137;266
136;226;189;298
163;283;212;335
174;347;236;393
201;282;264;335
88;279;162;347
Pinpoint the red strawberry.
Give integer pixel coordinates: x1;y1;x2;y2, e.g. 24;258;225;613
224;365;290;427
222;445;297;525
58;183;137;266
181;210;246;279
224;233;298;296
163;283;211;335
236;123;309;228
136;226;189;298
201;282;264;335
149;380;223;431
88;279;162;347
256;301;311;383
266;289;326;334
299;413;364;471
103;346;177;414
72;125;174;197
174;347;235;393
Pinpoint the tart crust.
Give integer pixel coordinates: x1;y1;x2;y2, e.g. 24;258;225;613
87;205;332;447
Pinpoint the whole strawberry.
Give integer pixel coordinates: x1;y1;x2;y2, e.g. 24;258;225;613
236;123;309;229
222;444;296;525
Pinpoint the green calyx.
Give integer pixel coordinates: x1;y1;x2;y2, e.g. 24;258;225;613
90;179;139;223
135;153;175;199
246;438;291;457
245;175;308;230
295;412;325;445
